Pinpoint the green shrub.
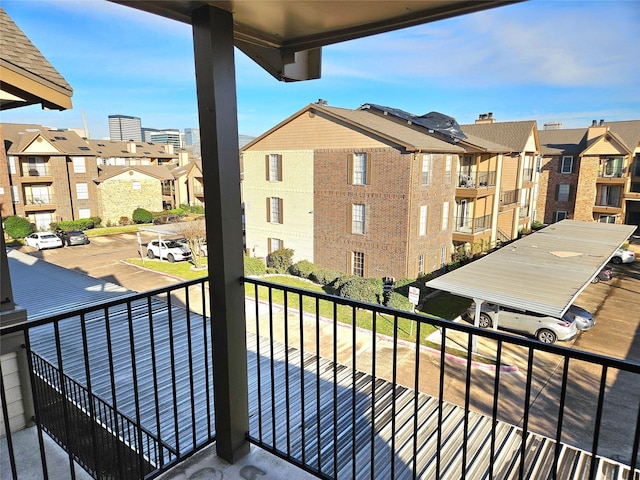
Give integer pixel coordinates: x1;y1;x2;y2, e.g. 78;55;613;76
244;255;267;276
180;203;205;214
132;208;153;224
3;216;33;239
266;248;294;274
53;218;99;231
289;260;316;279
386;292;414;312
310;268;341;286
335;276;382;304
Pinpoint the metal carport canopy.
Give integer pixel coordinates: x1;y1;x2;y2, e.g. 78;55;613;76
426;220;636;318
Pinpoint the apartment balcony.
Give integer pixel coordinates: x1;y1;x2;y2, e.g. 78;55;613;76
518;205;529;219
521;168;534;184
22;194;56;211
2;278;639;480
193;182;204;196
455;171;496;199
499;189;520;210
20;165;53;182
597;168;627;184
593;196;623;215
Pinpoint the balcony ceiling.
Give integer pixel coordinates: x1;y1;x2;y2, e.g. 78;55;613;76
113;0;522;81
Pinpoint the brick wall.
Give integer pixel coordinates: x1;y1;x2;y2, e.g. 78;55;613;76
99;173;163;225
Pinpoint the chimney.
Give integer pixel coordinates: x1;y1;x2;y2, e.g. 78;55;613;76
599;119;605;126
163;144;174;155
592;120;597;127
587;119;608;141
475;112;496;124
126;141;137;154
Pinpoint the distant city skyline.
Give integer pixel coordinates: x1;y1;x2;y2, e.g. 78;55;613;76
1;0;638;140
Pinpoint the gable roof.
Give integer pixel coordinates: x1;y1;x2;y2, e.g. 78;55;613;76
87;139;179;159
2;123;91;155
95;165;176;183
461;120;538;152
0;7;73;110
538;128;587;156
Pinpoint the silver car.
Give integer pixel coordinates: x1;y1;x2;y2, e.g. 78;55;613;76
464;303;584;344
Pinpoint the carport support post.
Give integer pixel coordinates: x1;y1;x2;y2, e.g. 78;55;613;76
471;298;484;354
192;6;249;463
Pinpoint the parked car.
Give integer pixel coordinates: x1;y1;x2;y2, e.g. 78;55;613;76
56;229;90;246
24;232;63;250
463;303;582;344
591;266;613;283
562;304;595;331
610;247;635;264
146;239;192;262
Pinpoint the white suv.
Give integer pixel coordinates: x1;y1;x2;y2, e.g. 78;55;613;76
146;239;192;263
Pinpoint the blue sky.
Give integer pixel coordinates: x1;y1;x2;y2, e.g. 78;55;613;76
2;0;639;140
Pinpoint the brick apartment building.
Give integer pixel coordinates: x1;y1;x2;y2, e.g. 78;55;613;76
538;120;640;230
242;103;539;279
0;124;200;228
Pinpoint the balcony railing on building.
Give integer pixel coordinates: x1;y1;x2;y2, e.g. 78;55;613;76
21;165;52;177
522;168;534;182
457;171;496;188
193;182;204;195
2;277;639;480
596;195;622;208
452;214;492;234
598;166;626;178
500;189;520;206
23;193;54;206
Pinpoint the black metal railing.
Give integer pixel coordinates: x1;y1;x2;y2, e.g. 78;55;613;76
2;277;640;480
595;195;622;208
457;171;496;188
500;189;520;205
453;214;492;234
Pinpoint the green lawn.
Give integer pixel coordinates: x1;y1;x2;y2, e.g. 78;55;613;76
126;258;208;280
86;225;150;236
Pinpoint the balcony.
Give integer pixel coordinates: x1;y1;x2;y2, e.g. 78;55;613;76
20;165;53;182
193;181;204;196
4;277;637;479
499;189;520;208
597;167;627;184
518;205;529;219
23;193;55;210
593;195;623;214
522;168;534;183
455;172;496;198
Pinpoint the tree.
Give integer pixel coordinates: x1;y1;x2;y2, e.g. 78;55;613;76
132;207;153;224
174;220;207;268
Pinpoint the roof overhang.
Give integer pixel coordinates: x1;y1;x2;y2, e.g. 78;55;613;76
426;220;636;318
0;61;73;111
112;0;523;81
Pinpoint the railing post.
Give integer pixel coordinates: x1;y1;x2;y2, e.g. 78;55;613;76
191;5;250;463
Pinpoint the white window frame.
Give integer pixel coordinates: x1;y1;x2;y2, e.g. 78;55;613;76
132;181;141;190
352;251;365;277
555;211;568;222
421;154;432;185
417;254;425;276
561;156;573;174
268;154;281;182
269;237;283;252
75;183;89;200
558;184;570;202
440;247;447;268
442;201;449;230
445;154;452;183
270;197;282;224
352;204;365;234
8;156;16;174
598;215;617;224
78;208;91;219
419;205;428;236
353;153;367;185
73;157;86;173
11;185;19;204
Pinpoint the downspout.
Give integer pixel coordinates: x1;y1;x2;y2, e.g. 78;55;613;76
405;151;418;278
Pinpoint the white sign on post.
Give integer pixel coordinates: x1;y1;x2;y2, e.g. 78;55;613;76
408;286;420;305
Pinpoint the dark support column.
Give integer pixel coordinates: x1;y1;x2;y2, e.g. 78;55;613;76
191;5;249;463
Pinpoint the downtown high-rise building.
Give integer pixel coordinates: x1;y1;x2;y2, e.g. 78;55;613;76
108;114;142;141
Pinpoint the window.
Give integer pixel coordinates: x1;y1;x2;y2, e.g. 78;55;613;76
268;238;283;252
417;254;425;276
266;154;282;181
348;153;369;185
78;208;91;219
267;197;283;224
132;181;141;190
76;183;89;200
598;215;617;224
28;156;46;176
445;154;452;183
8;156;16;174
419;205;428;236
557;184;570;202
561;156;573;174
599;185;621;206
421;154;432;185
73;157;86;173
11;186;19;204
440;247;447;268
352;251;365;277
352;204;365;234
555;211;567;222
603;156;623;177
0;187;3;195
442;201;449;230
